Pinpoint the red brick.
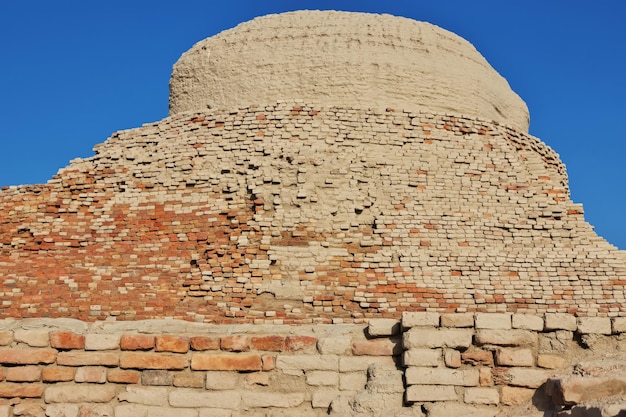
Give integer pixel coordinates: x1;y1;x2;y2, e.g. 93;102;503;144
50;332;85;350
0;349;56;365
191;353;262;371
262;355;276;371
285;336;317;352
0;383;44;398
251;336;285;352
57;351;119;366
107;369;140;384
351;340;398;356
220;335;250;352
190;336;220;351
42;366;75;382
462;350;494;366
120;334;155;351
155;335;189;353
120;352;188;370
5;366;41;382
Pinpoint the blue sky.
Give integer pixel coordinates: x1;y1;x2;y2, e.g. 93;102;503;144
1;1;625;249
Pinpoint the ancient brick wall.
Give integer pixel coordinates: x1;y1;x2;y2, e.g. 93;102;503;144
1;104;625;322
0;313;621;416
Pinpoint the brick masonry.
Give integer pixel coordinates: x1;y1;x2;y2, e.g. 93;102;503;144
0;313;619;416
1;104;625;323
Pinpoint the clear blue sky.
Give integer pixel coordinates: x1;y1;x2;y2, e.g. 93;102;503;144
1;1;625;249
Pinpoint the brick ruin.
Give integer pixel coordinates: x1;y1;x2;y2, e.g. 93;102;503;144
0;10;625;417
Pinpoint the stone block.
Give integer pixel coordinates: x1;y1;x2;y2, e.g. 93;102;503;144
45;384;117;403
118;386;169;406
205;371;238;390
0;332;13;346
613;317;626;334
120;352;188;370
78;405;114;417
403;328;473;349
440;313;475;328
464;387;499;405
0;406;10;417
12;403;44;417
501;386;535;405
198;409;232;417
544;313;577;331
75;366;107;383
317;336;351;355
403;348;441;367
169;389;241;409
444;349;461;368
475;329;537;347
144;406;196;417
368;318;401;336
312;389;340;408
507;368;552;388
45;404;79;417
577;317;611;335
405;385;457;402
512;314;544;331
424;402;499;417
141;370;172;386
0;348;56;365
13;329;49;347
85;334;120;350
479;367;493;386
242;392;305;408
405;367;479;386
5;366;41;382
57;351;119;366
352;339;399;356
475;313;511;329
114;404;149;417
306;370;338;386
551;375;626;406
495;348;534;367
120;334;155;351
191;353;262;371
50;332;84;350
402;312;440;328
339;372;367;391
276;355;338;373
338;356;394;372
537;354;567;369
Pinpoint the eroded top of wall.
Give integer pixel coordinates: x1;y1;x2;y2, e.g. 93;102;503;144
169;10;530;132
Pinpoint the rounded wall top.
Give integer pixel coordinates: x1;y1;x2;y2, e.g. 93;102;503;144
169;10;529;131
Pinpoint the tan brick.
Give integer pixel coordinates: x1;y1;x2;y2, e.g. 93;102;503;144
276;355;338;373
306;370;338;386
506;368;551;388
403;348;441;367
403;328;473;349
0;348;56;365
0;332;13;346
173;372;205;388
464;387;499;405
475;329;537;346
120;352;188;370
242;391;305;408
406;385;457;402
205;371;238;390
120;334;154;351
46;404;79;417
220;335;250;352
57;351;119;367
0;382;44;398
191;353;261;371
42;366;75;382
118;386;169;406
189;336;220;351
424;402;499;417
5;366;41;382
367;318;400;336
405;367;479;386
501;386;535;405
339;372;367;391
312;389;341;408
50;332;84;350
75;366;107;383
169;389;241;408
107;369;140;384
85;334;120;350
155;335;189;353
402;311;440;328
495;348;534;367
537;354;567;369
339;356;394;372
479;367;493;386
